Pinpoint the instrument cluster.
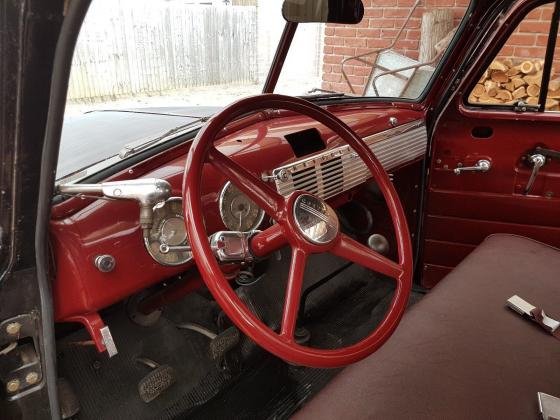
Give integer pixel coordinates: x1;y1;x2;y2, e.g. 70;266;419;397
144;183;265;266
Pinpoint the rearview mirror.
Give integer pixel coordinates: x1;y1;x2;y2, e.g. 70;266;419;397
282;0;364;24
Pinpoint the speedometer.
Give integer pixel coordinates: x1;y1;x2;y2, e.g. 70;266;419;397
144;198;192;266
219;181;265;232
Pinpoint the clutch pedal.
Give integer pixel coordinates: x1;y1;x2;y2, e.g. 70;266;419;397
136;358;175;403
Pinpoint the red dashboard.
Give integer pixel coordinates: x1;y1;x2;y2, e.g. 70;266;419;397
50;104;425;330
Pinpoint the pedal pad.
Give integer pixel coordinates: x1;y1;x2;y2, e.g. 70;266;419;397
209;326;240;362
136;358;175;403
58;378;80;419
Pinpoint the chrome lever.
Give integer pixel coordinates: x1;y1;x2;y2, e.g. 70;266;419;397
58;179;172;229
159;231;260;263
524;154;546;195
453;159;491;175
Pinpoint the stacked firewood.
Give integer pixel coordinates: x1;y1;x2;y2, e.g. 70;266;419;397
469;58;560;111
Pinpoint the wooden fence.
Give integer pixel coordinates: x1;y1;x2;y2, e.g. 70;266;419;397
68;2;258;102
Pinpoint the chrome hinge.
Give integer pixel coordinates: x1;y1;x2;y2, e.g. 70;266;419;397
0;313;43;400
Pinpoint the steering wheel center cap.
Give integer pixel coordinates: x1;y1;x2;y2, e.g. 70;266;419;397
293;194;340;245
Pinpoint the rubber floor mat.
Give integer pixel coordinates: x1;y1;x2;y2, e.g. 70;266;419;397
57;313;231;420
57;263;422;420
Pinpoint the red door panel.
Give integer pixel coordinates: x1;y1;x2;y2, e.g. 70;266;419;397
422;101;560;287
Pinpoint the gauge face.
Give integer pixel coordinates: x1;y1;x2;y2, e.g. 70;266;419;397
219;182;265;232
144;198;192;266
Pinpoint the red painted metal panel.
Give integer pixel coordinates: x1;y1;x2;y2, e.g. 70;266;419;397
422;86;560;287
423;239;476;268
426;215;560;247
51;104;424;322
422;264;453;289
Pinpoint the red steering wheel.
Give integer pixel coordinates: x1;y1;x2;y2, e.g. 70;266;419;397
183;94;412;368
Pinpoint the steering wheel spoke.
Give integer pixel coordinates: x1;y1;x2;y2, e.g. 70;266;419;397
332;234;404;281
250;223;287;258
208;147;285;220
280;247;307;341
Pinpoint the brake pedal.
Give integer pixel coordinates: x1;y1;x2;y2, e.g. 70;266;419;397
136;358;175;403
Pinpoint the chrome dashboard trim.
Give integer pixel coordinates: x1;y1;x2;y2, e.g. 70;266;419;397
272;120;427;200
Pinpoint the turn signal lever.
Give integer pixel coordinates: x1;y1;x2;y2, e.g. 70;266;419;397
160;231;257;263
57;179;172;229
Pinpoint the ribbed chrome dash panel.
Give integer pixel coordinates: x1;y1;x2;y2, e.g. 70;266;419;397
272;120;427;200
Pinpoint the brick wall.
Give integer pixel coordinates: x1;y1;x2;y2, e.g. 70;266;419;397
322;1;557;95
497;3;560;72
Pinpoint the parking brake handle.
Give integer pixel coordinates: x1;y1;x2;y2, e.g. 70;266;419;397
57;178;172;229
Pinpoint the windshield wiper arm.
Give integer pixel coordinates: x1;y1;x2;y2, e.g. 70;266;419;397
118;116;210;159
303;89;357;100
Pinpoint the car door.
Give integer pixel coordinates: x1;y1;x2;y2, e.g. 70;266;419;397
421;0;560;287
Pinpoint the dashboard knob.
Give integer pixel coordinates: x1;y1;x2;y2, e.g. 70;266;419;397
94;255;116;273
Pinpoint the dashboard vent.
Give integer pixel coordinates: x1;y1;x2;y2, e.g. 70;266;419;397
272;120;427;200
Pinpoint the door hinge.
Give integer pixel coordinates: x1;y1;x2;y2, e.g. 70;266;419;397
0;313;43;400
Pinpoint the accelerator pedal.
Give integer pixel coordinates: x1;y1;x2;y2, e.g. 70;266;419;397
176;322;240;363
136;358;176;403
209;326;240;362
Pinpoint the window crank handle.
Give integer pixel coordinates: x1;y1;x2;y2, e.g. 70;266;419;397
454;159;491;175
524;154;546;195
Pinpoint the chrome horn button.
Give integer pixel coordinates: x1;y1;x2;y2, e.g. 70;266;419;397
293;194;340;245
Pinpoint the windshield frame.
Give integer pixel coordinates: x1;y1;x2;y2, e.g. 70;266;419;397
58;0;477;187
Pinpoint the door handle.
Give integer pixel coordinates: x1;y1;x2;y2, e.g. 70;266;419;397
454;159;492;175
524;153;546;195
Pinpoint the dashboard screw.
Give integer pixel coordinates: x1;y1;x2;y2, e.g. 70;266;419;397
6;322;21;336
25;372;39;385
6;379;20;393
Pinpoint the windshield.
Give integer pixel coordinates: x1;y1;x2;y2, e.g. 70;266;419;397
59;0;469;182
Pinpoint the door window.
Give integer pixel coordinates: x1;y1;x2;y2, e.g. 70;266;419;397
545;18;560;111
468;2;556;110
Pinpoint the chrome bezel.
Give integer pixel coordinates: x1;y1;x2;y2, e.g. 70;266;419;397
293;194;339;245
218;181;266;232
271;120;427;200
143;197;192;267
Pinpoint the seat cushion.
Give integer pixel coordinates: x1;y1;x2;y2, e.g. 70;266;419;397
295;234;560;419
